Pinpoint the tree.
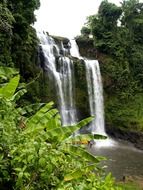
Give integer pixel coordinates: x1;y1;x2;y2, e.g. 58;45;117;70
0;1;14;66
121;0;143;43
80;0;143;131
0;0;40;81
86;0;122;54
80;26;91;37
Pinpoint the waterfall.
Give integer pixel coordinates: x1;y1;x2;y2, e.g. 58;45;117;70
70;39;106;135
37;33;106;135
37;32;77;126
70;39;81;58
85;60;105;135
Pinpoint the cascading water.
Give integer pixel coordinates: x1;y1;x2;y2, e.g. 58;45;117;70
85;60;105;135
70;39;81;58
37;31;77;126
70;39;116;146
70;39;106;135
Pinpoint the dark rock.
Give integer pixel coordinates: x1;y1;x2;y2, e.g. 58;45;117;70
106;125;143;150
76;37;97;59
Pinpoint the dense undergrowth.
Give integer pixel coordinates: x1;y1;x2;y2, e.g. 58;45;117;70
0;68;122;189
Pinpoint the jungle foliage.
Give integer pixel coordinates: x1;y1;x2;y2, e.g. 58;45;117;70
0;0;40;80
80;0;143;131
0;67;121;190
0;0;46;105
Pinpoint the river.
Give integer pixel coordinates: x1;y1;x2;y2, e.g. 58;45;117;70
89;139;143;180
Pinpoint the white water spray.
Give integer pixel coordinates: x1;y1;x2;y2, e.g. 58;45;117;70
70;39;117;146
37;32;77;126
85;60;105;135
70;40;105;134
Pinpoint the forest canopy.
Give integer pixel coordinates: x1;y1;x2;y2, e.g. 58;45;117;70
80;0;143;131
0;0;40;80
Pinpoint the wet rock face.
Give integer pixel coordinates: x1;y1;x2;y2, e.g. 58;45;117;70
76;37;97;59
73;58;90;120
52;35;71;56
38;34;91;121
106;125;143;150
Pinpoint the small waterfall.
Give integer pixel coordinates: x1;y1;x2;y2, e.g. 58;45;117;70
85;60;105;135
70;39;106;135
37;32;77;126
70;39;81;58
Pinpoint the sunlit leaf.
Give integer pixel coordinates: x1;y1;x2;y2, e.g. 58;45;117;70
0;75;20;99
64;164;97;181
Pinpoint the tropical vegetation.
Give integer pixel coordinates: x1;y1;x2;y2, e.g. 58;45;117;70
80;0;143;132
1;0;143;189
0;67;121;189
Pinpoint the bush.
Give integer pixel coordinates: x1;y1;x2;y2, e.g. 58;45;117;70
0;67;121;189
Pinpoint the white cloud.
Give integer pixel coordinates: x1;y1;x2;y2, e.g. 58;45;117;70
34;0;122;38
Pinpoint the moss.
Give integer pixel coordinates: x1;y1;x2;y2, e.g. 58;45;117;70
72;58;90;120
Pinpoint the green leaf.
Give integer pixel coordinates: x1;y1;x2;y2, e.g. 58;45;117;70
0;67;18;80
65;145;105;163
93;134;107;140
44;113;61;130
11;89;27;101
26;101;55;127
17;103;44;116
70;116;94;129
65;134;95;145
39;158;46;167
49;117;94;142
36;108;59;126
27;155;34;162
14;168;23;172
64;164;97;181
0;75;20;99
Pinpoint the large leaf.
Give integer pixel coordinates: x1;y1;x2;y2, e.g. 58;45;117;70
26;101;55;127
35;108;59;126
23;116;61;137
0;67;18;80
44;113;61;130
66;134;107;145
69;116;94;129
23;117;93;143
65;134;95;145
50;117;94;141
0;75;20;99
63;145;105;163
16;103;44;116
64;164;97;181
11;89;27;101
93;134;107;140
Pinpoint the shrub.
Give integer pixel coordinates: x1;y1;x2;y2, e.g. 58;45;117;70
0;67;121;189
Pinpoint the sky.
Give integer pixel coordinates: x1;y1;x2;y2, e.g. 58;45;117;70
34;0;123;38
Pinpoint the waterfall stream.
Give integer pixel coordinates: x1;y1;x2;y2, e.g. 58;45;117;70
33;4;143;179
37;34;110;142
70;39;106;136
37;32;77;126
85;60;105;135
